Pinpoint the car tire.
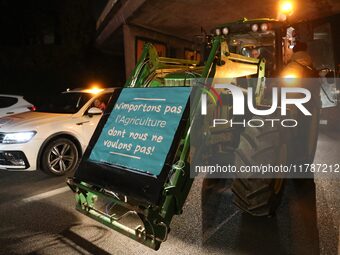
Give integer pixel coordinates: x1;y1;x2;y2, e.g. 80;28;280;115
41;138;79;176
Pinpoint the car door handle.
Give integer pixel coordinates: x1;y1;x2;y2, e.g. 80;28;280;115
6;112;14;114
76;121;90;125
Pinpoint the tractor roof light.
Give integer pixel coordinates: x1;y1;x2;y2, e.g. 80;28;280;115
222;27;229;35
279;0;294;16
251;24;259;32
261;23;269;32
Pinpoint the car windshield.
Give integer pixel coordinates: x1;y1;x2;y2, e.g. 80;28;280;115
36;92;93;114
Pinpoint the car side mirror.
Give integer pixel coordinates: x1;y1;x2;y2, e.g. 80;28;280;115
87;107;102;117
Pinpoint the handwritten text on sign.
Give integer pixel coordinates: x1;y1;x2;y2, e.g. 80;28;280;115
89;87;191;176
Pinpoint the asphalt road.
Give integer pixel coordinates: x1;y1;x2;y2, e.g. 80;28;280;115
314;130;340;255
0;143;325;255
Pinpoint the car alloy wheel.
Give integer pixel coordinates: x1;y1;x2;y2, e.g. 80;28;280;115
42;138;79;176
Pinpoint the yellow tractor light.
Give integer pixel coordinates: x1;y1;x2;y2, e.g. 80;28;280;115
279;0;294;16
283;74;298;79
282;72;299;86
84;84;104;94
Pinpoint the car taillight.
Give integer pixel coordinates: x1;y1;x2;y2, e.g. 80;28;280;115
28;106;36;111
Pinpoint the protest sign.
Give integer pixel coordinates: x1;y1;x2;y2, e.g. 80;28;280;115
89;87;191;176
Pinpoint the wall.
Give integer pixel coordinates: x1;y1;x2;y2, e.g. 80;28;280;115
123;24;195;79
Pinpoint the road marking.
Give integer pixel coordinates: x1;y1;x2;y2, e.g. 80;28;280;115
21;186;70;203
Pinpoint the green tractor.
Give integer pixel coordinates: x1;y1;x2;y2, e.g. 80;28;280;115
67;17;321;250
211;18;321;213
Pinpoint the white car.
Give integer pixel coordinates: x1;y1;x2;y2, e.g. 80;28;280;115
0;94;35;118
0;87;114;176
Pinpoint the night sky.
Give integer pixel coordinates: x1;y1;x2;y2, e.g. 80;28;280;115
0;0;124;106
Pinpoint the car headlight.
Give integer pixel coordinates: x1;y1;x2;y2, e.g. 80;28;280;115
1;131;36;144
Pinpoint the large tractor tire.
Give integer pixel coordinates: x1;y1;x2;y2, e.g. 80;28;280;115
231;116;290;216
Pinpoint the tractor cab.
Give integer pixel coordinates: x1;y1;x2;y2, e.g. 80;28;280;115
214;18;284;77
213;17;339;108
